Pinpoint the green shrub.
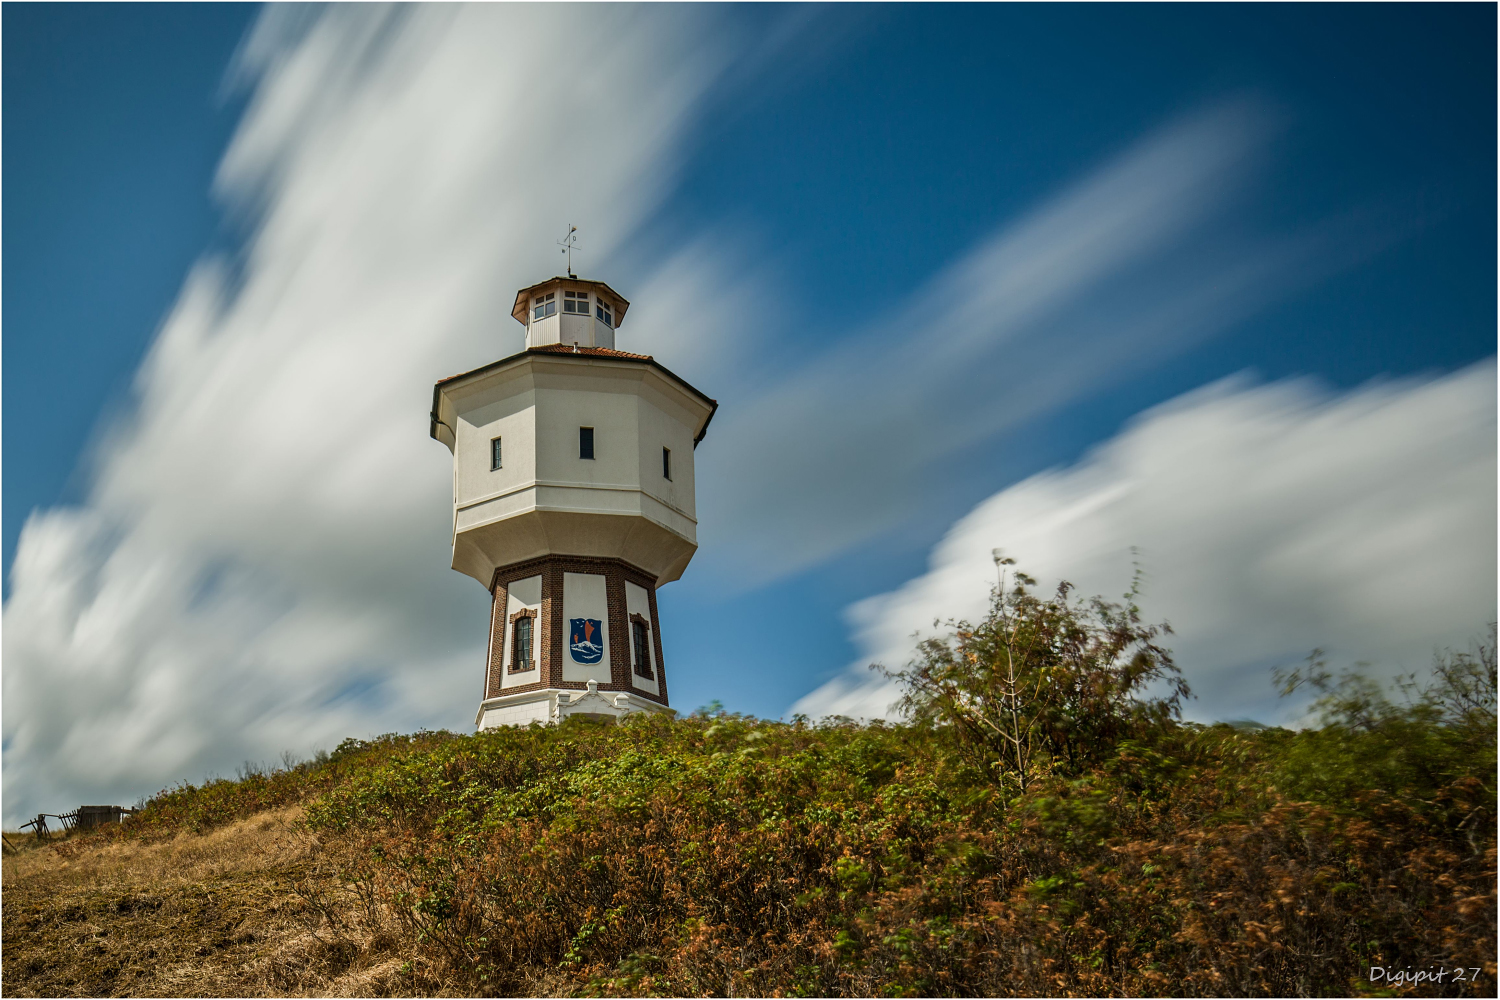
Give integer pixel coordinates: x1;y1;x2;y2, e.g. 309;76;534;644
885;560;1187;792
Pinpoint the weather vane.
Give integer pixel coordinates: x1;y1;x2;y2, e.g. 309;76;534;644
557;224;580;278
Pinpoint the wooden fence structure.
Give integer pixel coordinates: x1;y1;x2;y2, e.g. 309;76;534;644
3;805;136;853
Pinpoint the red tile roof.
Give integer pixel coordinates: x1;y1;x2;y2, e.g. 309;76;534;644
524;343;652;361
435;344;656;386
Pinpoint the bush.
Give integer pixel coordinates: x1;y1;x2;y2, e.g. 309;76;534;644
885;559;1188;792
1270;632;1497;839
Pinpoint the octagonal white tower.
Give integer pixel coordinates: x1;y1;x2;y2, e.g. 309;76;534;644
430;276;716;728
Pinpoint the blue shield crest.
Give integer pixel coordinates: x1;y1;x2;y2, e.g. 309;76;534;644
569;618;604;663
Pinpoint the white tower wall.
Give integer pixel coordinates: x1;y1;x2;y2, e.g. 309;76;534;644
441;355;707;587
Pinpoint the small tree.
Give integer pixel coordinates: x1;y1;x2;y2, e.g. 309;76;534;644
884;558;1187;792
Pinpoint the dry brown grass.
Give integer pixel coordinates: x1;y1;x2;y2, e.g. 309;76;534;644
1;808;425;997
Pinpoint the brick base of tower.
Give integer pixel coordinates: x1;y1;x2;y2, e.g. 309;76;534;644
474;555;674;729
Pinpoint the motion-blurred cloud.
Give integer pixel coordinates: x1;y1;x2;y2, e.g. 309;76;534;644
694;99;1384;585
2;3;743;823
795;362;1497;725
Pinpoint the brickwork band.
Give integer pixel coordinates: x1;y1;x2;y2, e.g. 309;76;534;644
483;556;670;707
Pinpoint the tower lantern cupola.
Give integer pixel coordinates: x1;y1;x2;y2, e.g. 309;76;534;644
431;275;716;729
513;277;630;351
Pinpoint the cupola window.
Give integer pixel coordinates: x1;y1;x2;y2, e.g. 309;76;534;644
595;298;613;326
532;292;556;321
563;290;589;314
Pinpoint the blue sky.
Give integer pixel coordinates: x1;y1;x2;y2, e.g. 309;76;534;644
3;4;1494;819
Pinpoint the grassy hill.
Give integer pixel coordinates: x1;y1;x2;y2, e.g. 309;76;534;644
3;700;1494;997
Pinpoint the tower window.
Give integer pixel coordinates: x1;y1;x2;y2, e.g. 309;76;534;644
662;447;671;480
563;290;589;314
490;436;503;470
595;299;613;326
532;292;556;321
579;426;595;460
511;613;534;672
631;617;653;679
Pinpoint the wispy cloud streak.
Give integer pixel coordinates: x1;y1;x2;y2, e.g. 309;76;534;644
694;100;1344;583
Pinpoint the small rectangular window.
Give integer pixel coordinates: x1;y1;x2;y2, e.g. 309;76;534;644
662;447;671;480
491;437;503;470
532;292;556;321
563;290;589;314
579;426;595;460
595;299;613;326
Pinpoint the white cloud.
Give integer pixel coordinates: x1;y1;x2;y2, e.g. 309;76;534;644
1;3;743;823
794;362;1497;726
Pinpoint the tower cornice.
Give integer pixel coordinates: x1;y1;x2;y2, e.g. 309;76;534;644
430;345;717;452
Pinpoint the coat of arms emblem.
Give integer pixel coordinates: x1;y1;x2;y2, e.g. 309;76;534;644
569;618;604;663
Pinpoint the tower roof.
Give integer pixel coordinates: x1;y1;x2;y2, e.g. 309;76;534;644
511;277;630;327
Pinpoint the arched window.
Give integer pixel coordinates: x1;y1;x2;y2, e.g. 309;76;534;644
630;614;653;679
510;610;536;672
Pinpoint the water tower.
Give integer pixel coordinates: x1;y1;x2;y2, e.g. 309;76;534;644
430;276;715;727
